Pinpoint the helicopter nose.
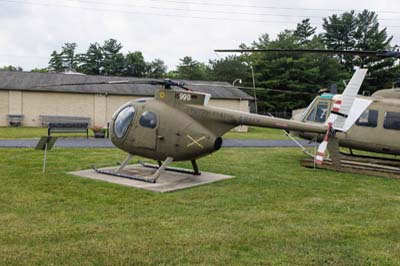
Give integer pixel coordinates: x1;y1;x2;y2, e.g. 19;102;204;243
112;104;136;139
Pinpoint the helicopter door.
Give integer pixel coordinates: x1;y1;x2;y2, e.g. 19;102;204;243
134;111;158;150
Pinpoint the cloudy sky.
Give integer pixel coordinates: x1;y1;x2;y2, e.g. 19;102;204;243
1;0;400;71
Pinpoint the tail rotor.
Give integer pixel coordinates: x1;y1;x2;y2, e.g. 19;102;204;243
314;68;370;165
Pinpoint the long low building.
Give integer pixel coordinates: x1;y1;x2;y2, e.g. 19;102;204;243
0;71;252;130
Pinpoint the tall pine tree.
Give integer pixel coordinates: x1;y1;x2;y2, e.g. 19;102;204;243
48;51;64;72
294;19;317;45
323;10;397;92
79;42;103;75
60;43;78;71
102;39;124;75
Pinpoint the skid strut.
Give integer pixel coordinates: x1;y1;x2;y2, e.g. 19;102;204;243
139;159;201;175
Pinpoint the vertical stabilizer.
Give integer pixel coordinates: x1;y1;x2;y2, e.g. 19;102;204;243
328;68;368;131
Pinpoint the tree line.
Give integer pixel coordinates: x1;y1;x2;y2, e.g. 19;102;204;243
2;9;399;113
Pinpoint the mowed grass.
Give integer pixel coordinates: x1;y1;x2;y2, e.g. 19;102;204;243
1;147;400;265
0;126;288;140
224;127;288;140
0;127;95;139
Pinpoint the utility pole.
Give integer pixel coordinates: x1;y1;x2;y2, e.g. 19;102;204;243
250;65;258;114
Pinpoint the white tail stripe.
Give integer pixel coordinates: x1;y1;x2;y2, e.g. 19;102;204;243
333;103;341;109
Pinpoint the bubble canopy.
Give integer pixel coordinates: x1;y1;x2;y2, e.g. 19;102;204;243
114;105;135;138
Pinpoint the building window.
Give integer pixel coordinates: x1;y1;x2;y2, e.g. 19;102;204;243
114;105;135;138
306;101;329;123
384;112;400;130
356;109;378;127
139;111;158;129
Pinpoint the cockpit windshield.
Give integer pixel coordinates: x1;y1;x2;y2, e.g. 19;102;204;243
306;101;329;123
114;105;135;138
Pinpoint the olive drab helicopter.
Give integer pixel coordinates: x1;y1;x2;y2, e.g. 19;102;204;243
36;69;369;182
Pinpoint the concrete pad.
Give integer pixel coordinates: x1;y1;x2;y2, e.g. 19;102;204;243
68;164;234;192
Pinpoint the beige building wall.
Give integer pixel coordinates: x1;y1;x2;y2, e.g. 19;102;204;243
9;91;22;115
209;98;250;131
0;91;9;126
106;95;139;122
21;92;94;126
0;91;250;132
94;94;107;126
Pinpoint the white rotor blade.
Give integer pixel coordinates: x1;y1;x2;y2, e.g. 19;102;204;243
314;123;332;165
327;68;368;131
342;98;373;131
315;139;328;165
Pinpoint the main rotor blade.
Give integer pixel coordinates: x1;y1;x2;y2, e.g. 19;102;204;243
214;48;400;58
32;79;164;89
30;79;192;90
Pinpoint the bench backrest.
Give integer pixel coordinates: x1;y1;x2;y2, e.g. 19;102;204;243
7;114;24;122
40;115;91;126
49;122;88;129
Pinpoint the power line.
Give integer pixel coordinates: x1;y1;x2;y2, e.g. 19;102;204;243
0;54;49;59
2;0;400;27
54;0;400;22
63;0;329;20
0;0;312;24
143;0;400;15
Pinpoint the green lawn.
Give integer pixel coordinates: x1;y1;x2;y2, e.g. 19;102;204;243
1;147;400;265
224;127;289;140
0;127;95;139
0;126;288;140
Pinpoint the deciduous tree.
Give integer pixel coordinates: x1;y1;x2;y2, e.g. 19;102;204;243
146;59;167;78
124;51;147;77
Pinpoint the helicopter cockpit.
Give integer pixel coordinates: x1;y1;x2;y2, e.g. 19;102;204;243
114;105;135;138
306;101;329;123
301;94;333;124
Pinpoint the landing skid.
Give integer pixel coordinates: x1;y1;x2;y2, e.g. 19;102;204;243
93;155;201;183
302;139;400;178
93;166;158;183
301;157;400;179
339;151;400;167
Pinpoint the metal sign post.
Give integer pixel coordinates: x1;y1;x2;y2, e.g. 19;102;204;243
35;136;57;173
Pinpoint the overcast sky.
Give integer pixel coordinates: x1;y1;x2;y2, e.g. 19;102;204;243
1;0;400;71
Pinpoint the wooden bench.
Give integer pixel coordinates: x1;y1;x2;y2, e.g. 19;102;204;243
48;122;89;138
